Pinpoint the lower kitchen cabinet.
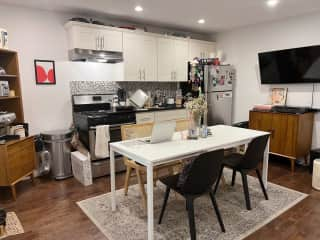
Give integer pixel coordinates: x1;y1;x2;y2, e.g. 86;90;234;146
249;111;314;172
0;136;36;200
136;112;155;124
136;109;187;124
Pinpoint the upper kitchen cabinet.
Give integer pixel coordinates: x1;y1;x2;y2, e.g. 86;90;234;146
189;39;216;60
123;32;157;81
65;22;123;52
157;37;189;82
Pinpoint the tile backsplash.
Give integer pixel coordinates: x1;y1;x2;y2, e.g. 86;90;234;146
70;81;178;98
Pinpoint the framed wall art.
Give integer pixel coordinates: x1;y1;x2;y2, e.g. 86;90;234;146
271;88;288;106
34;59;56;85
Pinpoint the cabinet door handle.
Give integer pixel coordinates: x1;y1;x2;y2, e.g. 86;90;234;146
102;36;105;49
143;69;146;80
96;37;99;50
139;70;141;80
174;71;177;80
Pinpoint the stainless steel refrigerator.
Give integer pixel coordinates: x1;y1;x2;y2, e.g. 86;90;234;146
204;65;235;125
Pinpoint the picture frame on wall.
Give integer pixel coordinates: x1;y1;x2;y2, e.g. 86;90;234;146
271;88;288;106
34;60;56;85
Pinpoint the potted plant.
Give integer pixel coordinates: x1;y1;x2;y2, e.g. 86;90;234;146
185;95;207;139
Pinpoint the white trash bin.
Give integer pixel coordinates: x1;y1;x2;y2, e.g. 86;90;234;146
312;159;320;190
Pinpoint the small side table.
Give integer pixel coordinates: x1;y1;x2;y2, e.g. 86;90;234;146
0;136;35;200
310;149;320;173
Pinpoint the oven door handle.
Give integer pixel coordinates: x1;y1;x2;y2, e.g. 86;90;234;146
89;122;136;130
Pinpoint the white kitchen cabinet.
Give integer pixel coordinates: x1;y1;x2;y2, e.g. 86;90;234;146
123;32;157;81
66;25;98;50
189;39;216;60
136;109;188;124
157;37;189;82
157;38;174;82
174;40;189;82
154;109;187;122
99;29;122;52
136;112;155;124
65;22;122;52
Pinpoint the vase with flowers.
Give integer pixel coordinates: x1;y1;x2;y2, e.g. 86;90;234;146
185;95;207;139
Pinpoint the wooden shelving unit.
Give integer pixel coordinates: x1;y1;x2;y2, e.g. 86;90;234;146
0;49;24;122
0;96;20;100
0;74;17;78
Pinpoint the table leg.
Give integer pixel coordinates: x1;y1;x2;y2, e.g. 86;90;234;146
147;164;154;240
262;138;270;189
110;147;116;211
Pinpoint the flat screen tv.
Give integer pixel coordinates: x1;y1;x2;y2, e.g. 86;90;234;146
258;45;320;84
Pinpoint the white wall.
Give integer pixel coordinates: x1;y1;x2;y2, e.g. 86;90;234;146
0;5;71;134
217;12;320;147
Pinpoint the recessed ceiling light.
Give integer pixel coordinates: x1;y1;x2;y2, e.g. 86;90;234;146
198;19;205;24
266;0;279;8
134;5;143;12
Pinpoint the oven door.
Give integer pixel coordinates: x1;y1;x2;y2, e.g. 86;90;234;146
89;123;135;161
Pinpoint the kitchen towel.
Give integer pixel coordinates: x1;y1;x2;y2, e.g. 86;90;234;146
95;125;110;159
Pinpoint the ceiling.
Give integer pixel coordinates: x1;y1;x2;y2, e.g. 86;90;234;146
2;0;320;33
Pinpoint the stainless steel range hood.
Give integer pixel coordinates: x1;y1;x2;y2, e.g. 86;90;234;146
69;48;123;63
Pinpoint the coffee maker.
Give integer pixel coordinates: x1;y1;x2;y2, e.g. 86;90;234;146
117;88;127;105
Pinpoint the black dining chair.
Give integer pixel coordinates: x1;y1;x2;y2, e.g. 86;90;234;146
214;134;270;210
158;149;226;240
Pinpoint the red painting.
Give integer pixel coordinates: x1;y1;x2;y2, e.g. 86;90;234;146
34;60;56;85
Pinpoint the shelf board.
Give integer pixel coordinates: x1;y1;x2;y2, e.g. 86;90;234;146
0;74;18;78
0;96;20;100
0;48;17;54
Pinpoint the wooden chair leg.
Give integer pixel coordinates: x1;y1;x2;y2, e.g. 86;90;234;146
124;166;132;196
304;155;309;165
221;175;227;186
213;166;224;194
158;187;170;224
30;173;35;185
256;169;269;200
291;159;295;173
240;171;251;210
135;169;147;211
209;191;226;232
10;184;17;201
153;171;158;187
231;170;236;186
0;225;5;237
186;197;196;240
168;166;175;176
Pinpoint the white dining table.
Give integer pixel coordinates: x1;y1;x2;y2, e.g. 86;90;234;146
109;125;270;240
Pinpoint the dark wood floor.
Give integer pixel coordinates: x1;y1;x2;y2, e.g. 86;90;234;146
1;156;320;240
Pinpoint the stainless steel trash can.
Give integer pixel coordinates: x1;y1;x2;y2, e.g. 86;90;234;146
41;129;73;180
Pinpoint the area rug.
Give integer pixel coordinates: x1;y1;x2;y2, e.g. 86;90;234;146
77;171;308;240
0;212;24;239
